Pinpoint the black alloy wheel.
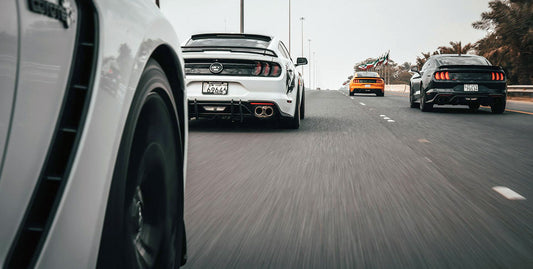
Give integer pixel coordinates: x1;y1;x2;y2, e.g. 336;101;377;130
300;88;305;119
419;88;433;112
491;98;506;114
97;59;185;269
282;88;301;129
469;103;480;112
410;84;419;108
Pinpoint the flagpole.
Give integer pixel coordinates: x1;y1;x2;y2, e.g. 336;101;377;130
288;0;291;54
240;0;244;33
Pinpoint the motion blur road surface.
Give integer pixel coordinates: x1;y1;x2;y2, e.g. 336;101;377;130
184;90;533;269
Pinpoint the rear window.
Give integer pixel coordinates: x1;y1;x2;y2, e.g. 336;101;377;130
436;56;490;66
356;72;379;78
186;37;270;49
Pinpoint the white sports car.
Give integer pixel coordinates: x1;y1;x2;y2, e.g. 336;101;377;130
182;33;307;129
0;0;187;268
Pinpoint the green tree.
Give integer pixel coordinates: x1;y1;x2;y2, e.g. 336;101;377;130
416;51;439;69
473;0;533;84
438;41;476;55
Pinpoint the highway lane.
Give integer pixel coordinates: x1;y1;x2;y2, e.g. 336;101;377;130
184;90;532;268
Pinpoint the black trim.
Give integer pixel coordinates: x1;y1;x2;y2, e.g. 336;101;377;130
190;33;272;42
182;46;277;57
188;100;287;121
5;1;98;268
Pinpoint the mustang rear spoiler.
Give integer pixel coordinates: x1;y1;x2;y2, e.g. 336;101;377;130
438;65;503;71
181;46;278;57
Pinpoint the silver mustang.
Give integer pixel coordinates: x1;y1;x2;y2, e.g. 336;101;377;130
0;0;188;268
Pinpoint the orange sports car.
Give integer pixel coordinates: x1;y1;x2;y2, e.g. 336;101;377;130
349;71;385;96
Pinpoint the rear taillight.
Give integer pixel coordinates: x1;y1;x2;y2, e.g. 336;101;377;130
271;65;280;76
434;71;450;80
491;72;504;81
252;61;281;77
262;63;271;76
253;62;261;76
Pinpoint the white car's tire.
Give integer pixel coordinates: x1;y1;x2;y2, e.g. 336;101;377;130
281;89;300;129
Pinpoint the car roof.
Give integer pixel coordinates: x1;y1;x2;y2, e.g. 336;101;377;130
430;54;484;59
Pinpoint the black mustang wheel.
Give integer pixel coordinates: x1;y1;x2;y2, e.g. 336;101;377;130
491;98;506;114
98;60;185;269
420;88;433;112
410;84;419;108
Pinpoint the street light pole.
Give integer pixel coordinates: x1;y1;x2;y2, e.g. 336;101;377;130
288;0;291;54
308;39;311;90
300;17;305;79
240;0;244;33
313;51;316;89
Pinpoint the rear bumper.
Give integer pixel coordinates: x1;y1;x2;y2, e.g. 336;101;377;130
425;88;506;105
350;84;384;93
188;100;290;121
185;75;295;116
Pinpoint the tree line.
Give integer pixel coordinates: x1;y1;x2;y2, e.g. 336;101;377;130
417;0;532;85
347;0;531;86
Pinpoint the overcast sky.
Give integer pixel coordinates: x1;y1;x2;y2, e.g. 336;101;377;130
161;0;492;89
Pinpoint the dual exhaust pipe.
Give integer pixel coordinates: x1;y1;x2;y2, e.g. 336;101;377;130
254;105;274;118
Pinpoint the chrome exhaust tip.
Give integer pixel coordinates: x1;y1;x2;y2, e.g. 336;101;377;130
254;106;274;118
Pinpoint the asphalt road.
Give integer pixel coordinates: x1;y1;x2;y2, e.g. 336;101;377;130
184;90;533;269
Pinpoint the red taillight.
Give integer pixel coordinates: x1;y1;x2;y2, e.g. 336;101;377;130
251;102;274;105
262;63;270;76
435;72;450;80
271;65;280;76
491;72;505;81
253;62;262;76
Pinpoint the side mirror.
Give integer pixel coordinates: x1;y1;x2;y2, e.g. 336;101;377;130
410;66;420;73
296;57;308;66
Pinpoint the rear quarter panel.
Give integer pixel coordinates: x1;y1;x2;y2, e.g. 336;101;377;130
34;1;185;268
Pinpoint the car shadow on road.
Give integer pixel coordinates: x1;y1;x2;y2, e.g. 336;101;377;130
189;118;291;133
188;116;352;133
428;106;503;115
350;94;382;98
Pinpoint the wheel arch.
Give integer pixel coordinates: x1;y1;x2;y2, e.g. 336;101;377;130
148;45;186;154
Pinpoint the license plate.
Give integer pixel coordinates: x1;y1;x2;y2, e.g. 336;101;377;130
464;84;478;92
202;82;228;95
365;84;371;88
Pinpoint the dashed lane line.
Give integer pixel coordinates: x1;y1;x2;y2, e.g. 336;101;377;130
492;186;526;200
359;102;366;106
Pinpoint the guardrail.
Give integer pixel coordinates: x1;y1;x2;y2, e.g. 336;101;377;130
508;85;533;98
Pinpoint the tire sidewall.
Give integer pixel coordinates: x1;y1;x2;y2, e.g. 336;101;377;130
97;59;184;269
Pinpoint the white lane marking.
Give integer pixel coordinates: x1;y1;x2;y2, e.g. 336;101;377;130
359;102;366;106
350;97;354;100
380;115;386;117
424;157;433;163
387;120;395;123
492;187;526;200
383;117;391;120
418;139;431;143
